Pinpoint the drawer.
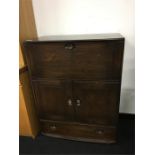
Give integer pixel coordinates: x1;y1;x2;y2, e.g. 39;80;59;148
24;40;124;80
40;120;116;143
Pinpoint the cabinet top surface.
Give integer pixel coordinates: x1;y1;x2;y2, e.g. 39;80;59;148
25;33;124;42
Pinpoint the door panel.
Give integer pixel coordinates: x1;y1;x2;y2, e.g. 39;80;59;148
71;41;124;80
24;40;124;80
73;80;120;125
24;42;72;79
32;80;75;122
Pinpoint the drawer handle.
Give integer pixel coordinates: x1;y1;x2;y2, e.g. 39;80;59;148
76;99;81;107
50;125;56;131
68;99;72;106
64;43;75;50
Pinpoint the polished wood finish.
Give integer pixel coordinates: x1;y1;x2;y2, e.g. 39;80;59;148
72;80;120;125
71;41;124;80
24;42;71;79
32;80;75;122
23;34;124;143
30;33;123;41
19;71;40;138
19;0;39;137
19;0;38;52
41;120;116;143
19;84;32;136
24;40;124;80
19;44;25;69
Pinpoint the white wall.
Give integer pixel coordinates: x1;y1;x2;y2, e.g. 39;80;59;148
32;0;135;113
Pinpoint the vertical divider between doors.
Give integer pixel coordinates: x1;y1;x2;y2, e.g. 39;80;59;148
67;42;77;122
70;42;78;122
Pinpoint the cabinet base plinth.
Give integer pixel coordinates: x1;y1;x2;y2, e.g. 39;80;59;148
41;132;116;144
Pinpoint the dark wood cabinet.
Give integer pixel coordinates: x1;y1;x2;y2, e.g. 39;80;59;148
24;34;124;143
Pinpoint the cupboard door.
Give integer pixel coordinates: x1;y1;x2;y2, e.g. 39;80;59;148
32;80;75;122
24;42;72;79
71;40;124;80
73;80;121;125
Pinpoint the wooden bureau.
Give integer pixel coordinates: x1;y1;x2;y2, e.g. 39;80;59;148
23;34;125;143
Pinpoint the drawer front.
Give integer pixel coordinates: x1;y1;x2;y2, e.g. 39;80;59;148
73;80;121;125
24;40;124;80
40;120;116;143
32;80;75;122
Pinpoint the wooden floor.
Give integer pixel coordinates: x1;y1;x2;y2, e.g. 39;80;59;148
19;114;135;155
